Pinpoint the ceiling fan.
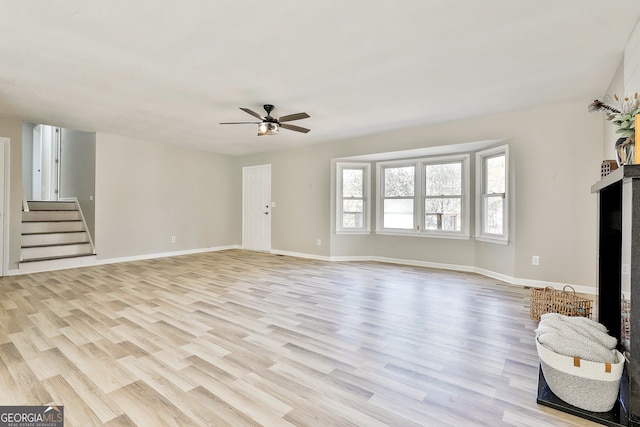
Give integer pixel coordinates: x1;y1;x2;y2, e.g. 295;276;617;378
220;104;310;136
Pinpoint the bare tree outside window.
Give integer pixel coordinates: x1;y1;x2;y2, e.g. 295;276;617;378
484;155;505;235
341;168;365;228
424;162;462;231
383;166;415;229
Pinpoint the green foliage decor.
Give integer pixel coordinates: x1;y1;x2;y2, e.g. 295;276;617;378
589;94;640;138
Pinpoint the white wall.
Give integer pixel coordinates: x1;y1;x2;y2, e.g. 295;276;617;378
95;133;240;260
625;19;640;96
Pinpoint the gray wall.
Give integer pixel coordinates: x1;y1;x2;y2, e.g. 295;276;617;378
21;122;34;200
94;133;239;260
60;128;96;240
237;100;602;290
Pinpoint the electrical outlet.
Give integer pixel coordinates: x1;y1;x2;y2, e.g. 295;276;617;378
171;236;176;243
532;256;539;266
316;239;321;246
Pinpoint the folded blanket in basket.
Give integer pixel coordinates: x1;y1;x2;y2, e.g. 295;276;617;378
541;313;608;333
540;313;604;328
541;313;615;347
536;313;617;364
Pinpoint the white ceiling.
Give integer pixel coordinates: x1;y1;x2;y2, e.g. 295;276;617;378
1;1;639;156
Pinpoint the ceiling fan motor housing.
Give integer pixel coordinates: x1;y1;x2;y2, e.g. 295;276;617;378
263;104;275;119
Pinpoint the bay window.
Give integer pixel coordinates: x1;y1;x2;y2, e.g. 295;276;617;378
476;145;509;243
377;155;469;237
336;162;370;233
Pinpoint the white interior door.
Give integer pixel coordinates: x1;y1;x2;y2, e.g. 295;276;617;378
243;164;271;252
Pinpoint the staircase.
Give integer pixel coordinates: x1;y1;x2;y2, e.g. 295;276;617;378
20;200;96;272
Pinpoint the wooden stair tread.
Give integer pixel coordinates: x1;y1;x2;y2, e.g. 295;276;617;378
22;220;84;223
20;253;96;263
22;242;90;249
22;231;87;236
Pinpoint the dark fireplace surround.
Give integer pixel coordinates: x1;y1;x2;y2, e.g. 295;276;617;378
537;165;640;426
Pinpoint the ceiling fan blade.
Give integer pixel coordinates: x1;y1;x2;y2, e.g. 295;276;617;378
219;121;261;124
280;123;311;133
278;112;310;122
239;107;264;120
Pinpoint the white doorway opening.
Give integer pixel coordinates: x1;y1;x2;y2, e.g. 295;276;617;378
32;124;60;201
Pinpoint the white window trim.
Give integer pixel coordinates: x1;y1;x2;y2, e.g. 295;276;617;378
475;144;509;244
336;162;371;234
376;160;418;234
421;154;470;239
376;154;470;239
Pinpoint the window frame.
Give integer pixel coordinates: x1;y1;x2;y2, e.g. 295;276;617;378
475;145;509;244
422;155;470;239
378;161;417;234
335;162;371;234
376;154;470;239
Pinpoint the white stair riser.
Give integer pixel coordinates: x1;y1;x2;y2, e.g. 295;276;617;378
22;221;85;233
21;243;93;260
22;232;89;247
23;211;81;221
27;201;77;211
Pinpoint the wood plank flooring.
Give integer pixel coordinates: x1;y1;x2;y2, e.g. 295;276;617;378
0;249;599;426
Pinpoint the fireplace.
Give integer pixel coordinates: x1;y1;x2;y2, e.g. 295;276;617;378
537;165;640;426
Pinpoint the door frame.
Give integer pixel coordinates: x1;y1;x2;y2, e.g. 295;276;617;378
0;138;10;276
242;164;272;252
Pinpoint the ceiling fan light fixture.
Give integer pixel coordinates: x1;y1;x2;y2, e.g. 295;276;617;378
221;104;309;135
258;122;279;136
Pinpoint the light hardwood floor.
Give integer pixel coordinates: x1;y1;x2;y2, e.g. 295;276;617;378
0;249;599;426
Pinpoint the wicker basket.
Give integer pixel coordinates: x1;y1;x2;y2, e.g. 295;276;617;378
530;286;592;321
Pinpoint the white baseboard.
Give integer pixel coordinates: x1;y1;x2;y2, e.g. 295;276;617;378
276;251;597;296
7;245;241;276
95;245;241;266
270;249;331;261
9;255;97;275
8;245;596;296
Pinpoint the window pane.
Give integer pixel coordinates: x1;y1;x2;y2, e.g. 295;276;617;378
425;163;461;196
383;199;414;229
486;155;505;194
485;195;503;234
342;169;363;198
424;198;461;231
343;199;363;228
384;166;414;197
342;212;363;228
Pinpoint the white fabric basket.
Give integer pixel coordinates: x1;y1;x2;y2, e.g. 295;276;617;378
536;337;624;412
